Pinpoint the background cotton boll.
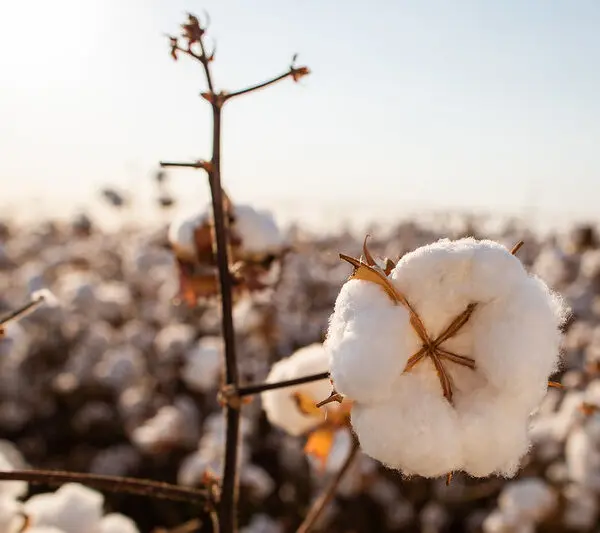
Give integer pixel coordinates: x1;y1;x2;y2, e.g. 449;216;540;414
24;483;104;533
498;478;557;523
181;336;223;393
98;514;140;533
0;496;24;533
0;449;27;499
233;205;286;255
350;376;462;477
167;210;207;260
261;343;331;437
562;484;599;530
565;416;600;490
326;280;412;404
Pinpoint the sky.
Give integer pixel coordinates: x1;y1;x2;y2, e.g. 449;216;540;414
1;0;600;230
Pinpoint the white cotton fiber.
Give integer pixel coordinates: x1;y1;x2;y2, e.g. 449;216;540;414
98;513;140;533
0;449;27;499
326;237;567;478
24;483;104;533
261;343;332;436
233;205;285;255
168;210;207;260
181;336;223;392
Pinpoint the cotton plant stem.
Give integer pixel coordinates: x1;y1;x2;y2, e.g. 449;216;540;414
0;470;209;504
200;59;240;533
237;372;330;397
296;437;360;533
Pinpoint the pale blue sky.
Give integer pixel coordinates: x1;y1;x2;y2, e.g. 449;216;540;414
1;0;599;228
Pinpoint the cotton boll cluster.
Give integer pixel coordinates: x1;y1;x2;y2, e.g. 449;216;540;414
4;214;600;531
327;237;567;478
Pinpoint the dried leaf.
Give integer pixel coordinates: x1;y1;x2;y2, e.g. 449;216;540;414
292;392;324;418
291;66;310;82
304;427;336;471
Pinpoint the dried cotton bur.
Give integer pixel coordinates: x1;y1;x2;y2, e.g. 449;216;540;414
323;236;568;480
260;343;352;470
168;194;288;306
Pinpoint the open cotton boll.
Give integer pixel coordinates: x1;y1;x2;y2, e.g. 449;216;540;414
98;514;139;533
181;336;223;393
24;483;104;533
0;496;24;533
327;237;567;478
565;415;600;490
167;210;207;260
261;343;331;437
0;449;27;500
233;205;285;255
498;478;557;523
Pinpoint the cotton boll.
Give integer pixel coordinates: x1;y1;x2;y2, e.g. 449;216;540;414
240;514;283;533
565;416;600;490
326;280;413;405
0;496;24;533
0;450;27;499
168;210;207;261
240;464;275;499
154;323;196;363
98;514;139;533
327;237;566;477
24;483;104;533
563;484;598;530
261;343;331;437
95;282;132;323
351;376;462;477
233;205;285;255
93;346;146;392
482;510;534;533
498;478;557;523
420;502;449;533
181;336;223;393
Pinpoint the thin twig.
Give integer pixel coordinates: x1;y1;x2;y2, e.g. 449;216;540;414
237;372;330;397
0;299;45;327
0;470;209;504
159;160;211;170
224;70;298;101
296;436;360;533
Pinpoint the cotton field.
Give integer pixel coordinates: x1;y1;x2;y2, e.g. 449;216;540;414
0;215;599;532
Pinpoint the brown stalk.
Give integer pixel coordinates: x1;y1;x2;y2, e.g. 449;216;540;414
296;436;360;533
162;12;309;533
0;470;209;504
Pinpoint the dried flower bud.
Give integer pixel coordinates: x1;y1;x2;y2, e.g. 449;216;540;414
291;66;310;82
168;36;179;61
181;13;204;45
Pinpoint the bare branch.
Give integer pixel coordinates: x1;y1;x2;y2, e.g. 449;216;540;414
237;371;330;397
0;470;210;505
160;160;213;172
224;67;310;102
296;436;360;533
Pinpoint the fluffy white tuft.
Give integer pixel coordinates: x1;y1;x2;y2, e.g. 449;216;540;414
23;483;104;533
326;237;567;478
167;210;207;259
261;343;332;436
31;288;59;307
181;336;223;392
98;513;140;533
232;205;286;255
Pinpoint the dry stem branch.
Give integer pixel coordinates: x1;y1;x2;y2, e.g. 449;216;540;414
0;470;209;504
296;436;360;533
237;371;330;397
164;12;310;532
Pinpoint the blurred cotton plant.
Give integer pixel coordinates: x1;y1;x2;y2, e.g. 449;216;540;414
167;198;289;306
261;343;352;469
